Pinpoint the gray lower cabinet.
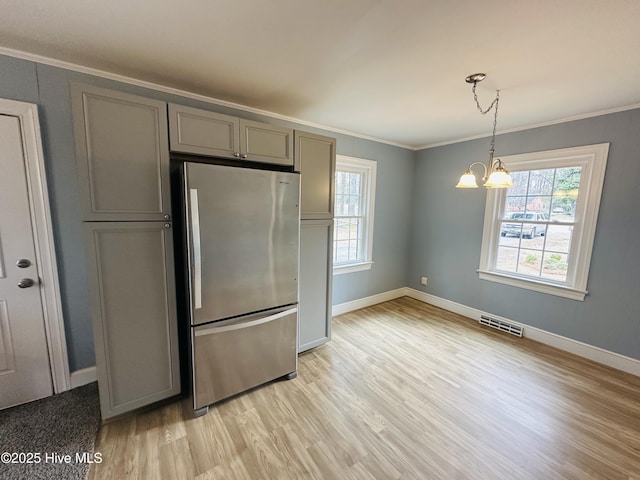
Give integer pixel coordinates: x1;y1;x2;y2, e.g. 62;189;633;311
71;84;171;222
168;103;293;166
299;219;333;352
84;222;180;419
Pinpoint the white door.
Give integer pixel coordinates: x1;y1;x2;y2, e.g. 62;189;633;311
0;114;53;409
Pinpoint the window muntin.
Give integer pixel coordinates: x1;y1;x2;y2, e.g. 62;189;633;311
333;156;376;274
478;144;609;301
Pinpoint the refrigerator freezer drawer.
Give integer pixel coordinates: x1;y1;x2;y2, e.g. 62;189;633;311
192;306;298;410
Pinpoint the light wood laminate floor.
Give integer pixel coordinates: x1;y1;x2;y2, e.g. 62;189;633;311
90;297;640;479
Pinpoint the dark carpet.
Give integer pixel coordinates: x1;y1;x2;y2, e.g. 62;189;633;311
0;382;101;480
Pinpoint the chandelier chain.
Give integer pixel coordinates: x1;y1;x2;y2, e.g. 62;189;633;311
490;90;499;153
471;82;500;153
471;82;499;114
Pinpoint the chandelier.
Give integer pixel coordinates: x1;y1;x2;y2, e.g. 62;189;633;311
456;73;513;189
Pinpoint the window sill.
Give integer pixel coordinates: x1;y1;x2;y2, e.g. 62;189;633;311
333;262;373;275
477;270;587;301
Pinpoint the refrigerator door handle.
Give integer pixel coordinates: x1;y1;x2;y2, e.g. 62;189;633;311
194;307;298;336
189;188;202;310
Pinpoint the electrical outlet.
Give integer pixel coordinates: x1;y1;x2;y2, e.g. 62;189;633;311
420;276;428;286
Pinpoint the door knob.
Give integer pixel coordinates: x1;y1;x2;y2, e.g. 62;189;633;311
18;278;34;288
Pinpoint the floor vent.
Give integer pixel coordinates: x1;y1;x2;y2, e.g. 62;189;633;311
479;315;523;337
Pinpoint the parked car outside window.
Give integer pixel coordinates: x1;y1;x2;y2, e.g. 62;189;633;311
501;212;548;238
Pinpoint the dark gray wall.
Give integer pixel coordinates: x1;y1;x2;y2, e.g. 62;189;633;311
409;109;640;361
0;53;414;371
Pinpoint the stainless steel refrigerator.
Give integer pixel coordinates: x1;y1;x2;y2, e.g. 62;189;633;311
179;162;299;416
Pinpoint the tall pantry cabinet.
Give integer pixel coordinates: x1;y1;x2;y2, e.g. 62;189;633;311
295;131;336;352
71;84;180;419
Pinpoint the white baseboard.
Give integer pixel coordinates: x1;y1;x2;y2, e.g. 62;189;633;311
332;288;407;316
404;288;640;377
70;366;97;389
332;287;640;377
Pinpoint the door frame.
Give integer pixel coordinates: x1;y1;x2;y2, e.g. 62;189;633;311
1;98;70;393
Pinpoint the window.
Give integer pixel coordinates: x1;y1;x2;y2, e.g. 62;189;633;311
478;144;609;300
333;155;377;274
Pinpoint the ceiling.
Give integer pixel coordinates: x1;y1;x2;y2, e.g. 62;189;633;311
1;0;639;149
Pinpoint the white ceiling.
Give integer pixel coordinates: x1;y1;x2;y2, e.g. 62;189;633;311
2;0;639;148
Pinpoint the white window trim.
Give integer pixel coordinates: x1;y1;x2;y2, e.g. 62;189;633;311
333;155;377;275
333;261;375;275
478;143;609;301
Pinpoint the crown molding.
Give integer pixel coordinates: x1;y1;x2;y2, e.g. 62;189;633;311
3;46;639;153
0;46;412;150
415;102;640;151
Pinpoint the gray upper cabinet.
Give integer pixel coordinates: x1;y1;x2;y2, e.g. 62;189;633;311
84;222;180;419
71;84;171;221
168;103;294;166
239;119;293;166
294;131;336;219
168;104;240;158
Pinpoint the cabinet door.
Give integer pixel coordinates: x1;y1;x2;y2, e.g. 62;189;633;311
299;219;333;352
168;104;240;158
295;131;336;219
71;84;171;221
84;222;180;419
240;119;294;166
